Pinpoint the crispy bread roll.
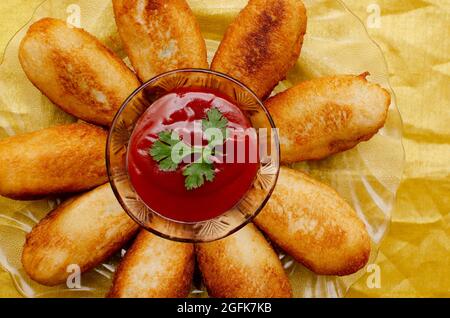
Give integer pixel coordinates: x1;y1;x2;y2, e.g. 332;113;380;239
108;231;194;298
19;18;140;126
196;224;292;298
262;73;391;162
0;123;107;200
22;183;139;286
113;0;208;81
211;0;307;99
254;167;371;276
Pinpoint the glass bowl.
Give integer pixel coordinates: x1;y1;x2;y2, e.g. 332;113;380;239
106;69;280;243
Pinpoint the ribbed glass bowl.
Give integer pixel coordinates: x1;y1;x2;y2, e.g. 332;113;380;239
107;69;280;243
0;0;404;298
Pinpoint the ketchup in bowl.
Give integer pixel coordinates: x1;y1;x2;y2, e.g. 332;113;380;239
127;87;259;223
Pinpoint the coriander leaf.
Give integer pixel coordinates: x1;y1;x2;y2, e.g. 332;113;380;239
159;130;179;145
149;108;229;190
158;156;179;171
183;162;215;190
149;131;182;171
203;108;228;135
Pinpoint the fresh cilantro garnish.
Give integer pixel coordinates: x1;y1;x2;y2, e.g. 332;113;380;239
183;162;215;190
149;131;181;171
202;108;228;137
149;108;228;190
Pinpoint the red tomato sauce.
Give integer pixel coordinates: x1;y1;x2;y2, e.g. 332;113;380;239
127;87;259;222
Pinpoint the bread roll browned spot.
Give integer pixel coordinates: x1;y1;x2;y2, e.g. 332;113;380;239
113;0;208;81
254;167;371;276
196;224;292;298
22;183;139;286
256;73;391;162
211;0;307;100
19;18;140;126
108;231;194;298
0;123;108;200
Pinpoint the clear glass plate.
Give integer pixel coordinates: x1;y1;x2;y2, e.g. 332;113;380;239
0;0;404;298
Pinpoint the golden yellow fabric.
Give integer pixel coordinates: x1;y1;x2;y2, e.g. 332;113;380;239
343;0;450;298
0;0;448;298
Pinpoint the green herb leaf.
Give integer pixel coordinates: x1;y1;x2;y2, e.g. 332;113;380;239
202;108;228;138
149;131;182;171
183;162;215;190
149;108;228;190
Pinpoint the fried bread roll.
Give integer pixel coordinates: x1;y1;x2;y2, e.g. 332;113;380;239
108;231;194;298
22;183;139;286
261;73;391;162
254;167;371;276
19;18;140;126
211;0;307;99
113;0;208;81
0;123;107;200
196;224;292;298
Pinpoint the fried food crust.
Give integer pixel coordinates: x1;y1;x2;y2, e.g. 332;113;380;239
254;167;371;276
264;73;391;162
108;231;194;298
0;123;107;200
113;0;208;81
19;18;140;126
22;183;139;286
196;224;292;298
211;0;307;99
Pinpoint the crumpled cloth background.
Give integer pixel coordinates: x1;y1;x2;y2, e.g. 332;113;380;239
0;0;448;297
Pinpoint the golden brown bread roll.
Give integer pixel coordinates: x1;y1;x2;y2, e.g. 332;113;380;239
108;231;194;298
113;0;208;81
22;183;139;286
262;73;391;162
196;223;292;298
0;123;107;200
254;167;371;276
211;0;307;99
19;18;140;126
